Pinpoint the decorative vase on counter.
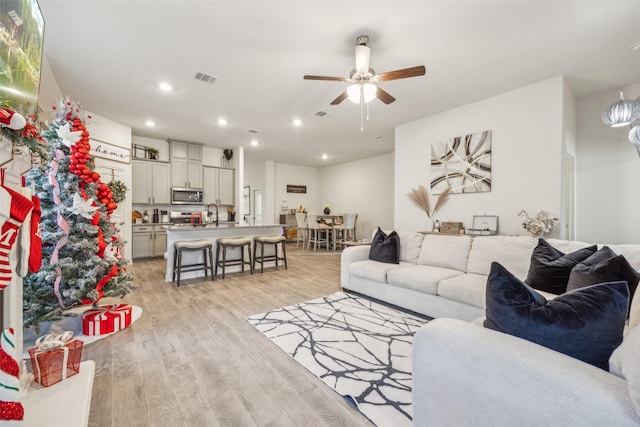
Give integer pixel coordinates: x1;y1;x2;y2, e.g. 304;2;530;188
324;207;331;215
426;217;434;232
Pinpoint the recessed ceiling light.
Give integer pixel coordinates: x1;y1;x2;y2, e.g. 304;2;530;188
322;154;328;160
218;118;228;126
292;118;302;127
145;120;156;127
158;82;173;92
250;140;259;146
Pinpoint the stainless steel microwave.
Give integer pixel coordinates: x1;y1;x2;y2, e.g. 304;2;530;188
171;187;203;205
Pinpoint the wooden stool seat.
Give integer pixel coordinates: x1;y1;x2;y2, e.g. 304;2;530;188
215;237;253;278
172;239;214;286
253;235;288;273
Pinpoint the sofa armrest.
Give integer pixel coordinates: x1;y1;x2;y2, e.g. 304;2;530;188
413;318;639;427
340;245;370;288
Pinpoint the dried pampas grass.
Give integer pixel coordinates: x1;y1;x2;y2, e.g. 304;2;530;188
407;185;450;219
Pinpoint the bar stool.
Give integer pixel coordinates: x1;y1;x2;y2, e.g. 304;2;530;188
215;237;253;278
253;235;288;273
172;239;214;287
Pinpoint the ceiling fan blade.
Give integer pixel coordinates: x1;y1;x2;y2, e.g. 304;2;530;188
303;75;347;82
330;91;348;105
355;44;370;74
376;87;396;104
377;66;426;82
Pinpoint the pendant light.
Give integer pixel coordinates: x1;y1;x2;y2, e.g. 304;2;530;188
601;91;640;127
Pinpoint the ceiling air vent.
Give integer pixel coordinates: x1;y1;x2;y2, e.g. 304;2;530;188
315;111;328;117
194;72;218;84
248;129;259;134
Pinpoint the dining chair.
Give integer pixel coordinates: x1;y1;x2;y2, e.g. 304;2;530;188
306;213;330;251
334;212;357;248
295;212;308;249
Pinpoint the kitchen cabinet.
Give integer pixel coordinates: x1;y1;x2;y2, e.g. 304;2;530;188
132;225;167;259
203;167;234;205
131;160;171;204
171;141;203;188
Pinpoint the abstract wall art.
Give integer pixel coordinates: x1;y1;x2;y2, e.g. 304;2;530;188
430;130;492;194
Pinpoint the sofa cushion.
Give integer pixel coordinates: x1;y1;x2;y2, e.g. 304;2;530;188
396;231;425;264
387;265;464;295
525;239;597;294
437;272;557;310
437;273;489;309
349;259;405;283
610;325;640;416
369;228;400;264
567;246;640;315
417;234;473;272
485;262;629;370
466;235;537;279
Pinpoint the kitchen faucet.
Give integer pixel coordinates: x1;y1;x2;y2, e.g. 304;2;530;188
206;203;219;226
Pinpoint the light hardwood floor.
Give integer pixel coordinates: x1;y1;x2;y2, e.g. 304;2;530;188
85;244;373;427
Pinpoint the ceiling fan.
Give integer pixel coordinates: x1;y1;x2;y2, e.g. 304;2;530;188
304;35;426;106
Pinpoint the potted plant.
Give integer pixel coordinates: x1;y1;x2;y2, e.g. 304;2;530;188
147;147;159;160
407;185;450;231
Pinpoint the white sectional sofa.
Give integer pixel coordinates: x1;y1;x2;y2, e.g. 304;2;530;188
340;232;640;426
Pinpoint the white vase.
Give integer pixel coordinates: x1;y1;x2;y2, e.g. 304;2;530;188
426;218;434;232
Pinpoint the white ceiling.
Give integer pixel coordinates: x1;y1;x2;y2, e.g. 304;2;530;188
38;1;640;167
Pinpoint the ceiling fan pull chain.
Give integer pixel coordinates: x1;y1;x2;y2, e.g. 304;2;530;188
360;92;365;132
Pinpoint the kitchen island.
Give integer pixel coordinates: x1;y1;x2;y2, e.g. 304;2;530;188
163;223;284;282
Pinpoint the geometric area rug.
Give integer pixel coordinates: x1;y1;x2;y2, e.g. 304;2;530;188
246;292;430;426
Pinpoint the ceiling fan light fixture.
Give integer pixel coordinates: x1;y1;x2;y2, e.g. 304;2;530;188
601;91;639;127
347;83;377;104
629;125;640;146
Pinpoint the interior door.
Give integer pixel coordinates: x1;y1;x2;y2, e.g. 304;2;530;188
253;188;263;225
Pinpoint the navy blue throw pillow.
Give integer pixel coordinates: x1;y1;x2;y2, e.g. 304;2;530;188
525;238;597;294
566;246;640;316
485;262;628;370
368;227;400;264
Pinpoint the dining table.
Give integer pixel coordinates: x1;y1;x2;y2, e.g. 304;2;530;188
316;214;344;250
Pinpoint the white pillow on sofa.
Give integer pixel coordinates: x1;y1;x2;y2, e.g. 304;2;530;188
467;236;537;279
418;234;473;272
394;231;425;264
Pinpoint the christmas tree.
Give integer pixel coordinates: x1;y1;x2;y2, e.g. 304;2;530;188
23;99;133;329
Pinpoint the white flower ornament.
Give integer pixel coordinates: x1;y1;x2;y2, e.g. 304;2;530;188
56;123;82;147
68;192;98;219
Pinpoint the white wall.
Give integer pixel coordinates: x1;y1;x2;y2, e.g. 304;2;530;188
395;76;567;237
274;163;321;217
576;83;640;244
320;153;394;240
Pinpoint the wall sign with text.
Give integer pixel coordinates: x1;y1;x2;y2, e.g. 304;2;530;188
89;139;131;164
287;185;306;194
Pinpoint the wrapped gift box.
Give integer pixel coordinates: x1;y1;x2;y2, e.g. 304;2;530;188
82;303;132;335
28;339;83;387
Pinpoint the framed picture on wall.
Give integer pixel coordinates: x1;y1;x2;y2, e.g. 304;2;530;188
243;186;251;215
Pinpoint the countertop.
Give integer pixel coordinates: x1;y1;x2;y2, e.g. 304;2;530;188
133;221;238;227
163;223;281;231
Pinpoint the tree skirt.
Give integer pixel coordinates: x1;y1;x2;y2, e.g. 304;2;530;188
23;304;142;358
246;292;429;426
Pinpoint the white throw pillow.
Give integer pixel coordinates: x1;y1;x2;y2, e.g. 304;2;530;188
466;235;537;279
417;234;473;272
